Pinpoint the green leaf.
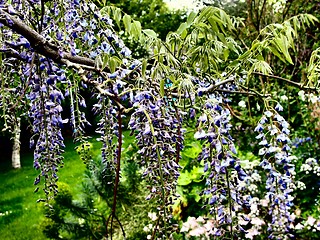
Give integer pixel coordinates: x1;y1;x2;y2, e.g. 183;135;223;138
190;166;204;182
190;186;202;202
141;59;147;78
238;50;251;60
181;29;188;39
113;8;122;29
142;29;157;39
109;56;122;73
167;74;176;85
273;35;293;64
227;40;239;54
250;60;273;75
123;14;131;33
208;15;225;28
182;142;202;159
223;49;229;60
177;166;203;186
177;172;193;186
268;46;287;63
256;54;264;61
102;54;109;71
217;32;227;45
109;58;116;73
160;79;165;97
131;20;141;40
208;19;219;33
250;39;261;51
196;6;220;23
187;11;197;26
177;22;188;35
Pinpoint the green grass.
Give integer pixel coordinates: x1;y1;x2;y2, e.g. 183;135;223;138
0;138;90;240
0;132;134;240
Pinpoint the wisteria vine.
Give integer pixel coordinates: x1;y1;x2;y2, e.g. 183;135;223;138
0;0;319;239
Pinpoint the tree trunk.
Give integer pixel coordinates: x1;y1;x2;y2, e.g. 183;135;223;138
12;118;21;169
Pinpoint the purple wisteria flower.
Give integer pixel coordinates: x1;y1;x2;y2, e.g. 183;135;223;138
27;60;66;198
254;109;295;239
195;98;250;237
129;90;183;235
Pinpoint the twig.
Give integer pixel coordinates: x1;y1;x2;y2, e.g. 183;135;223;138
216;89;258;96
151;217;160;240
106;106;125;239
252;71;318;91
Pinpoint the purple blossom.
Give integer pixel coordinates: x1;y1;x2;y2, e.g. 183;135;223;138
255;110;295;238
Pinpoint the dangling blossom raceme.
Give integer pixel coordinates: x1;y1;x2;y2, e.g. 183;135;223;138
194;98;249;238
94;97;118;185
129;90;183;238
255;105;295;239
0;1;70;198
28;59;67;199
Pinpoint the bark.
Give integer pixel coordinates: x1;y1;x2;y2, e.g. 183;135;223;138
12;118;21;169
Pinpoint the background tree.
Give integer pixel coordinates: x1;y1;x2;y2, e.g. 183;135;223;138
98;0;186;40
93;0;187;59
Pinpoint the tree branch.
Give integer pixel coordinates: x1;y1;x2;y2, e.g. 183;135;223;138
0;10;96;69
252;72;318;91
216;89;262;96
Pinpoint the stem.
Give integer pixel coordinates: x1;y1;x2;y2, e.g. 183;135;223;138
112;108;123;215
173;104;181;164
247;94;252;119
106;106;125;239
257;0;267;32
225;170;234;239
39;0;45;32
151;217;160;240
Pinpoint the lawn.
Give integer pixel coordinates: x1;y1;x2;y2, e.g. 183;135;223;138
0;137;96;240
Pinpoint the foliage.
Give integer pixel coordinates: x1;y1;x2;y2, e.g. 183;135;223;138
93;0;186;58
97;0;186;40
0;0;320;239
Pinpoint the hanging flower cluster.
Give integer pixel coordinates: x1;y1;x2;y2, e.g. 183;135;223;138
129;91;183;193
194;98;249;237
28;58;67;199
255;106;295;239
0;1;69;198
94;97;118;187
129;91;183;236
43;0;131;63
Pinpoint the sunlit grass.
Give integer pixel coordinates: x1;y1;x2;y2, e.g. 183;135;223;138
0;151;47;239
0;131;134;239
0;138;89;239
